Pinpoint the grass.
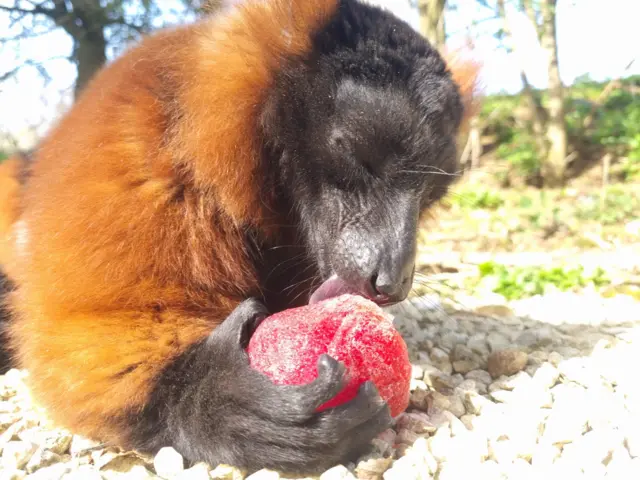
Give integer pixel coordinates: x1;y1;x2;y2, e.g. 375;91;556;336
472;261;610;300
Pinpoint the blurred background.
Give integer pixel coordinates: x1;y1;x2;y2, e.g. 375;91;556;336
0;0;639;303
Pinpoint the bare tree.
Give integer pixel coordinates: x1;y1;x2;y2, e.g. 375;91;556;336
492;0;568;186
0;0;208;99
416;0;447;49
537;0;567;186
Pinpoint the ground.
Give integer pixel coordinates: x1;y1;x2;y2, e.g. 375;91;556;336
1;181;639;479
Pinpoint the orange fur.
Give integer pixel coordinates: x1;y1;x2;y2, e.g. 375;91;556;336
442;47;483;130
0;154;27;269
4;0;340;444
2;0;482;446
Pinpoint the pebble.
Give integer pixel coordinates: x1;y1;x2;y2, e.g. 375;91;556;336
486;332;510;353
175;463;210;480
423;371;456;393
395;412;436;434
542;404;588;445
625;424;640;458
68;435;100;456
62;467;103;480
99;453;152;477
531;362;560;389
430;391;465;418
530;442;561;467
467;334;489;356
209;464;246;480
2;441;37;470
429;348;453;374
474;305;513;317
410;365;424;380
0;470;27;480
25;448;62;473
245;470;280;480
1;285;639;480
487;350;528;378
153;447;184;478
547;351;563;366
439;332;468;352
320;465;356;480
354;456;392;479
26;463;70;479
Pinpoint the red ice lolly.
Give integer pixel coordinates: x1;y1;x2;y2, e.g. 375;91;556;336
247;294;412;417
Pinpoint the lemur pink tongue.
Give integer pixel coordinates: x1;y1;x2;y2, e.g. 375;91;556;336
309;274;361;304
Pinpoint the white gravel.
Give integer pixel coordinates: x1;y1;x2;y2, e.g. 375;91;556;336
2;289;640;479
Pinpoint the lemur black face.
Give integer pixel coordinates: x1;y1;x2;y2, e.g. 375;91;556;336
261;0;464;306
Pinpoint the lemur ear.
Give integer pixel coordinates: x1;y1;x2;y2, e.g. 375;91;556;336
442;47;483;130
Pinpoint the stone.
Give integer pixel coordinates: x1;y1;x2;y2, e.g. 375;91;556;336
487;350;528;379
460;414;475;431
68;435;100;456
24;463;70;480
409;388;432;411
25;448;62;473
61;466;103;480
467;334;489;356
354;456;392;479
429;348;452;374
474;460;503;480
531;362;559;390
450;345;482;374
530;442;561;468
542;404;588;445
527;350;549;366
1;441;37;470
558;357;604;388
409;379;427;391
439;332;468;352
427;428;452;462
174;463;210;480
423;371;456;394
320;465;357;480
489;390;514;404
395;412;436;434
153;447;184;478
626;424;640;458
99;453;152;478
547;351;563;367
396;429;419;446
505;458;532;478
0;470;27;480
245;470;280;480
382;456;432;480
486;332;510;353
437;460;484;480
411;365;424;380
209;464;246;480
452;360;480;375
488;438;517;464
607;445;633;479
463;392;493;415
430;391;465;418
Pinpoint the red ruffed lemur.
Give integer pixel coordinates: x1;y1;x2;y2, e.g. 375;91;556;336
0;0;479;474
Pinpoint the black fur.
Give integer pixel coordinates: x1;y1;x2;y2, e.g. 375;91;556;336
262;0;462;303
132;299;391;474
133;0;464;475
0;271;14;374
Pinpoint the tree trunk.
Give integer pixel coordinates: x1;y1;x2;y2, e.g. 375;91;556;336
73;30;107;98
540;0;567;187
497;0;547;154
64;0;109;99
417;0;446;49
